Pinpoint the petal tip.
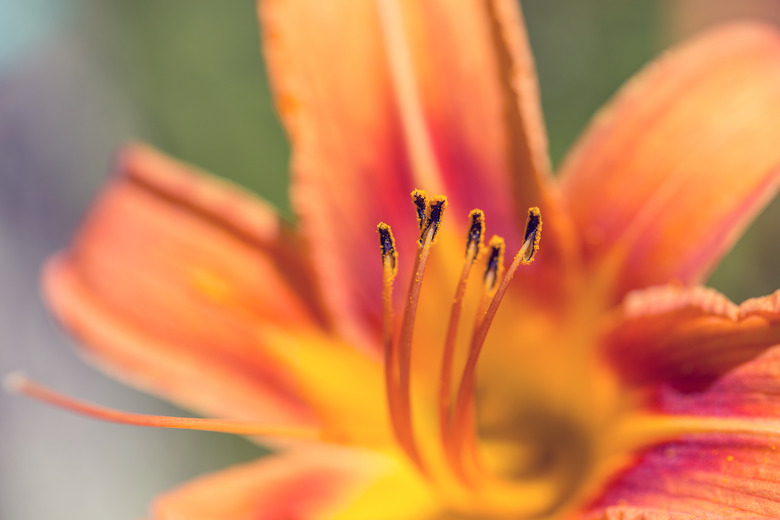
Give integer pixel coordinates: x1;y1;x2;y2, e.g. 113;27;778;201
687;19;780;56
40;253;71;312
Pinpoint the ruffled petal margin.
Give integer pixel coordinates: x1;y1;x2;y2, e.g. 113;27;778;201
560;23;780;302
150;446;437;520
604;285;780;392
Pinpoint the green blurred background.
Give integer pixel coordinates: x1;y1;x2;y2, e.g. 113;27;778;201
1;1;778;519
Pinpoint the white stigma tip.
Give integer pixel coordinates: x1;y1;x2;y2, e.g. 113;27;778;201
3;371;28;394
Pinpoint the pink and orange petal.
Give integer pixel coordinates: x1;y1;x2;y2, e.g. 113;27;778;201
560;23;780;301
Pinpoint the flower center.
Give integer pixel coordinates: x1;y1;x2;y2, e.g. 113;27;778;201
373;189;780;520
377;189;551;516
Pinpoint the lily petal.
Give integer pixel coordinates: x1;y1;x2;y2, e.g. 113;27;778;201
559;23;780;300
260;0;570;343
663;344;780;420
593;440;780;517
584;508;699;520
150;446;437;520
604;285;780;391
43;143;327;426
587;347;780;519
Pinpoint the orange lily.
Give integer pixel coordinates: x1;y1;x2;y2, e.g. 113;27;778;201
11;1;780;518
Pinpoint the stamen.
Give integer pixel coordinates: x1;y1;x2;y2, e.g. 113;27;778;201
377;223;405;452
422;197;447;245
466;210;486;257
4;372;322;440
395;194;448;474
378;222;398;277
521;207;542;264
448;208;542;480
443;236;505;481
439;210;484;456
483;236;506;293
412;189;428;233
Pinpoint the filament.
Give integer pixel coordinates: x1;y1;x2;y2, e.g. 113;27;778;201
439;210;484;463
396;223;436;474
379;192;447;478
5;372;322;440
448;209;541;480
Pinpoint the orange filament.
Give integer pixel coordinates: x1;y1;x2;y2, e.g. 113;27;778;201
438;210;484;455
395;193;447;476
441;236;504;482
447;208;542;481
378;195;542;489
377;222;408;459
4;372;322;440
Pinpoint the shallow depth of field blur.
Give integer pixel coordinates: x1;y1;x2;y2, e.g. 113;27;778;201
2;1;779;519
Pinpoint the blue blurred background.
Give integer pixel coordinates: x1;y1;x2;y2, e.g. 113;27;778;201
2;1;779;518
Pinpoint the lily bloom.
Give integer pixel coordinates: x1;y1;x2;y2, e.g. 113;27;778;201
11;1;780;518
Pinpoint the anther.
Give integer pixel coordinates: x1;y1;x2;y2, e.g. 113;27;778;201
521;207;542;264
484;236;506;292
377;222;398;277
412;189;428;232
420;196;447;245
466;210;485;259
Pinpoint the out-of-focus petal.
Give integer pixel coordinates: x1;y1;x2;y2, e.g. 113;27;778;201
44;143;330;427
559;23;780;301
150;446;437;520
260;0;572;343
604;285;780;391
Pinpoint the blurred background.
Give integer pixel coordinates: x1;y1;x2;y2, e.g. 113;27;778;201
1;1;779;518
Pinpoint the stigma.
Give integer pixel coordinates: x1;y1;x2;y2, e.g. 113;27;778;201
376;189;542;487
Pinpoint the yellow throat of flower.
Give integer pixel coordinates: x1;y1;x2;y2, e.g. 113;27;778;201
377;189;558;517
